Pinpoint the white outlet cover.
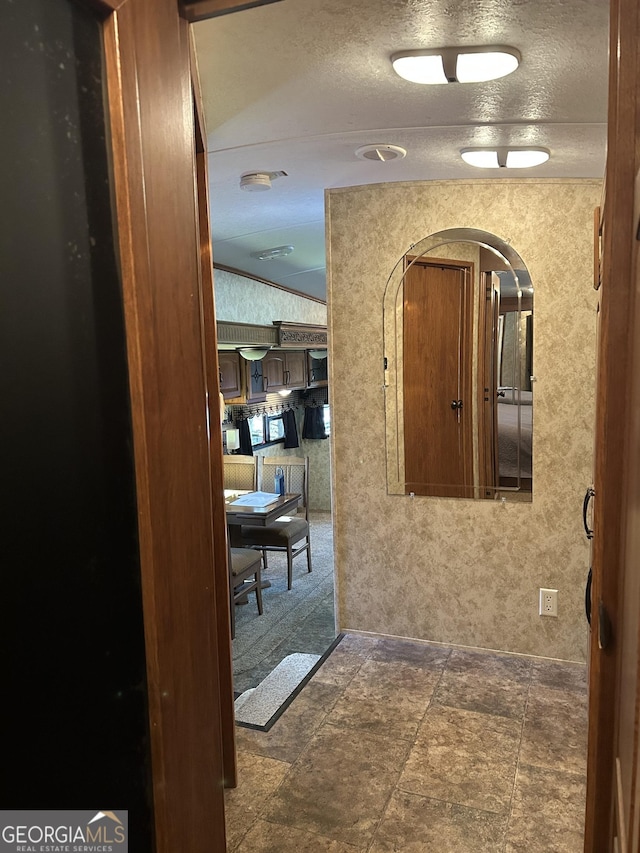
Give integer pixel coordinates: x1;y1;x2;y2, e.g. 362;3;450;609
539;588;558;617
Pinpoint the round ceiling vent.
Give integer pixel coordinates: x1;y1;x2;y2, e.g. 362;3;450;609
355;144;407;162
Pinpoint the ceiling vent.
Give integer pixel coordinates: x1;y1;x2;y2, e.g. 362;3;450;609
251;245;294;261
239;170;288;192
355;144;407;162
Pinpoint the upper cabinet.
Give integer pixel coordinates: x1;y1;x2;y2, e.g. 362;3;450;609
218;351;242;399
216;321;329;399
307;351;328;388
263;350;307;391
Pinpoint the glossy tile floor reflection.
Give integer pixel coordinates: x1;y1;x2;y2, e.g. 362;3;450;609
226;634;588;852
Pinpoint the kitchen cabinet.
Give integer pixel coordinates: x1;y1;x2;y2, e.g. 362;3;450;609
218;351;242;399
244;357;267;403
307;351;328;388
263;350;307;391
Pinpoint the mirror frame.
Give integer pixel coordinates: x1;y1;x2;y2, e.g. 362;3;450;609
383;227;533;501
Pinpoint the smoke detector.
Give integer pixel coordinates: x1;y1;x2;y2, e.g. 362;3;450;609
355;144;407;162
239;170;287;192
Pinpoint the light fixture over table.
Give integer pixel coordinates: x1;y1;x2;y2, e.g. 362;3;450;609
391;46;520;84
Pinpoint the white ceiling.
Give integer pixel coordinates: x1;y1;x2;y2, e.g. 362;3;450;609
194;0;609;302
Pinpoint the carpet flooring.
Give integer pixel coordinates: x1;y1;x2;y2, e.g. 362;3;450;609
232;511;337;695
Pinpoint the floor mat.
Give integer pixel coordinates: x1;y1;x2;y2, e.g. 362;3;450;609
234;635;343;731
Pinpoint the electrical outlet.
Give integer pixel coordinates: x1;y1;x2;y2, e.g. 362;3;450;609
539;588;558;617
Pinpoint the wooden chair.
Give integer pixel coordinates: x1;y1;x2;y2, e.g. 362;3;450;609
228;545;263;639
238;456;312;590
223;454;257;491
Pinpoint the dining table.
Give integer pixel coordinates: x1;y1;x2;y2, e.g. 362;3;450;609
224;490;301;526
225;490;301;592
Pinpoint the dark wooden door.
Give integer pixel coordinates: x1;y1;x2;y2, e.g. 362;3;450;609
403;259;473;497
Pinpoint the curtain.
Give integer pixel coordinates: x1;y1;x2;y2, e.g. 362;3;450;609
238;418;253;455
302;405;327;440
282;408;300;449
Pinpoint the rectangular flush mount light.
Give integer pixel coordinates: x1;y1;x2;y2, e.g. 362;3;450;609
461;147;550;168
391;46;520;84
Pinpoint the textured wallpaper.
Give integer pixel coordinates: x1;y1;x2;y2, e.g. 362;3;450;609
213;267;327;326
326;179;601;662
214;268;331;509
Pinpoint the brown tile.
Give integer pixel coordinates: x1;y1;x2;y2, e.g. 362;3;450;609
225;750;290;850
370;790;507;853
235;820;366;852
369;637;451;669
235;681;342;763
520;684;588;775
398;705;521;814
326;658;441;740
263;722;412;846
530;658;587;694
505;763;586;853
447;649;531;681
312;651;366;689
333;633;379;656
433;649;531;718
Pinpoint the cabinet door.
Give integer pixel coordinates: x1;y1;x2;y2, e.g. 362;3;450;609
307;352;328;387
218;351;242;397
285;351;307;388
245;358;267;402
263;352;286;391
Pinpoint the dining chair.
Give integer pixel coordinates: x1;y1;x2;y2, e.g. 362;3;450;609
223;454;257;491
228;545;264;639
238;456;312;590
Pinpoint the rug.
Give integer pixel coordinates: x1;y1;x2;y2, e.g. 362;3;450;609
234;652;322;730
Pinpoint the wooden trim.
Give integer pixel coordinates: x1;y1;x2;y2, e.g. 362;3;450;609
80;0;128;15
104;2;227;849
214;263;327;305
594;205;603;290
274;321;328;347
584;0;640;848
180;0;283;22
191;28;237;789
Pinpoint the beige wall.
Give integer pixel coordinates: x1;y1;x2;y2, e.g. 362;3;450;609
214;268;331;511
213;267;327;326
326;178;601;662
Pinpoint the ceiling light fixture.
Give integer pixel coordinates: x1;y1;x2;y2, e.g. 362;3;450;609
461;147;550;168
251;245;294;261
239;170;287;192
238;347;270;361
355;144;407;162
391;46;520;84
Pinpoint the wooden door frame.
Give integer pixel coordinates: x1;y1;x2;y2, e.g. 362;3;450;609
584;0;640;848
99;1;234;849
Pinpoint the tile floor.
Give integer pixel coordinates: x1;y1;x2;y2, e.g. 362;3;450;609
225;633;588;852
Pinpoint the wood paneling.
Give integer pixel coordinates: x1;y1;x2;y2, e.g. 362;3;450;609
105;1;227;849
584;0;640;849
192;27;237;788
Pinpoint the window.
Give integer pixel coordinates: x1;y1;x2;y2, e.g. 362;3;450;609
249;412;285;447
322;404;331;436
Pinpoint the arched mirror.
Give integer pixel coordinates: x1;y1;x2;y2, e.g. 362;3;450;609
384;228;533;501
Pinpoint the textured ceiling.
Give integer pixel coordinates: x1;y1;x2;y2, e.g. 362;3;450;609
194;0;608;301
